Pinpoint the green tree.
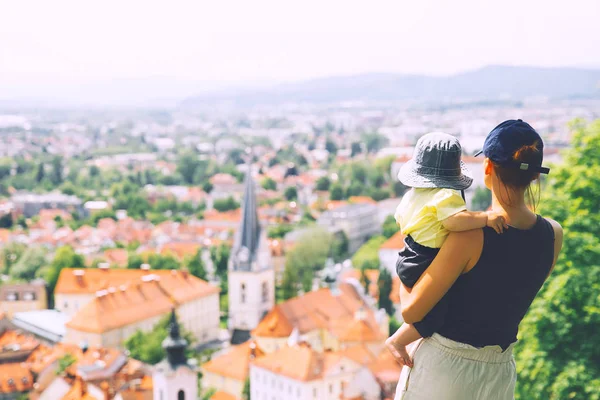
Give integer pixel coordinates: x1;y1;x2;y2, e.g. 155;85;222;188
382;215;398;239
125;313;195;365
177;152;202;184
316;176;330;191
351;142;362;157
325;139;338;155
351;236;386;271
284;186;298;201
242;377;250;400
393;181;409;197
56;354;76;375
186;250;207;280
1;242;26;274
370;188;390;201
35;163;45;183
362;132;389;153
378;268;395;316
514;119;600;400
261;177;277;191
0;213;12;229
211;244;230;280
282;228;332;299
202;181;214;194
331;231;349;262
10;247;47;281
89;165;100;177
330;184;344;201
213;197;240;212
50;156;63;186
472;186;492;211
268;224;293;239
46;246;85;305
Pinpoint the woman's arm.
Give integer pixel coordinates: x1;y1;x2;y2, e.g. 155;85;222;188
400;229;483;324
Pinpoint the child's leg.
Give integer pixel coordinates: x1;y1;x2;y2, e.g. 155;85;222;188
386;323;422;367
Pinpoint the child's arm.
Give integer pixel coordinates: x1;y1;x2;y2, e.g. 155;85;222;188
442;210;507;234
385;323;422;367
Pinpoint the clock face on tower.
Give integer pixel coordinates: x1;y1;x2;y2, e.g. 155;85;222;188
238;246;250;263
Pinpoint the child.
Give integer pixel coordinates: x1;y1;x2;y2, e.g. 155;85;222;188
386;132;507;367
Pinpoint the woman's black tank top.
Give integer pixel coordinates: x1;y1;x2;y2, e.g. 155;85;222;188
437;215;555;350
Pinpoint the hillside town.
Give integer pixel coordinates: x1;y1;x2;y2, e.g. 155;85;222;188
0;98;594;400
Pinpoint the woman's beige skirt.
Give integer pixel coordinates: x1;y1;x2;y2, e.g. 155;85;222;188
394;333;517;400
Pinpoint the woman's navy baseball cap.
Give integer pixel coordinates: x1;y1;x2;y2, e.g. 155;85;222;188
474;119;550;174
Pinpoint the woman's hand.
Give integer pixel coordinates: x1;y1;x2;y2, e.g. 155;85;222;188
386;337;414;368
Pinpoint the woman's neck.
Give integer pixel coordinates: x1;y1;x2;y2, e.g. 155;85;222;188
490;185;537;229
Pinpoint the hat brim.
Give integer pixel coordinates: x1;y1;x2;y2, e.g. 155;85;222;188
397;160;474;190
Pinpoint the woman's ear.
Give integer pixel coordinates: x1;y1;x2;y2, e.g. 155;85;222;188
484;158;493;175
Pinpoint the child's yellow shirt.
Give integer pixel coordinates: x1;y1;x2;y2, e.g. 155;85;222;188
394;188;467;248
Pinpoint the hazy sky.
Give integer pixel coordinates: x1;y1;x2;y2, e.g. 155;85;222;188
1;0;599;102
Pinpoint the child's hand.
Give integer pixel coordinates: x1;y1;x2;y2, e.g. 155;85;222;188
385;337;414;368
487;211;508;234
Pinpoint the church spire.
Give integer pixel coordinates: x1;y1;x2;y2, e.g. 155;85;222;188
232;153;261;271
162;309;188;368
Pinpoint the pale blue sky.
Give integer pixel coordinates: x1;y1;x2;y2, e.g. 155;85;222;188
1;0;599;102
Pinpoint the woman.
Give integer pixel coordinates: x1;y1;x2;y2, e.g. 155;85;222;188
388;119;564;400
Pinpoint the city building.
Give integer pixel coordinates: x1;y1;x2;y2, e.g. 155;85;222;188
153;310;198;400
378;230;406;276
202;340;264;399
12;309;68;344
55;268;219;349
0;281;47;318
252;283;388;354
317;203;381;253
10;192;84;218
228;165;275;343
250;342;363;400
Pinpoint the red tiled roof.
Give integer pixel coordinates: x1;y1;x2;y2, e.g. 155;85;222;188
203;341;264;381
379;231;406;250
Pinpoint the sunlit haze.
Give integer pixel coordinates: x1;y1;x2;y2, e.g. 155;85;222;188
1;0;599;104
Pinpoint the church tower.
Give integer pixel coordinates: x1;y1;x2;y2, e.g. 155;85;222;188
228;161;275;342
153;310;198;400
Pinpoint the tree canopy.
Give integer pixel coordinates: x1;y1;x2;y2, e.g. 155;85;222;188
514;119;600;400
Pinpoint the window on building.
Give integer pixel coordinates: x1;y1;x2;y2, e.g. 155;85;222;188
241;283;246;304
261;281;268;303
329;384;333;394
23;292;35;301
6;293;18;301
177;390;185;400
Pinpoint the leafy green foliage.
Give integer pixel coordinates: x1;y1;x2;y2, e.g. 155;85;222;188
378;268;395;316
186;250;207;280
284;186;298;201
471;186;492;211
261;177;277;191
268;224;294;239
46;246;85;306
316;176;330;191
242;377;250;400
514;119;600;400
281;228;332;300
331;231;349;262
213;197;240;212
56;353;76;375
330;184;344;201
124;313;195;365
10;247;47;281
352;236;386;271
382;215;399;239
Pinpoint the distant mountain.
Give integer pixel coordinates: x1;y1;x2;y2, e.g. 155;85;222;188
181;66;600;108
